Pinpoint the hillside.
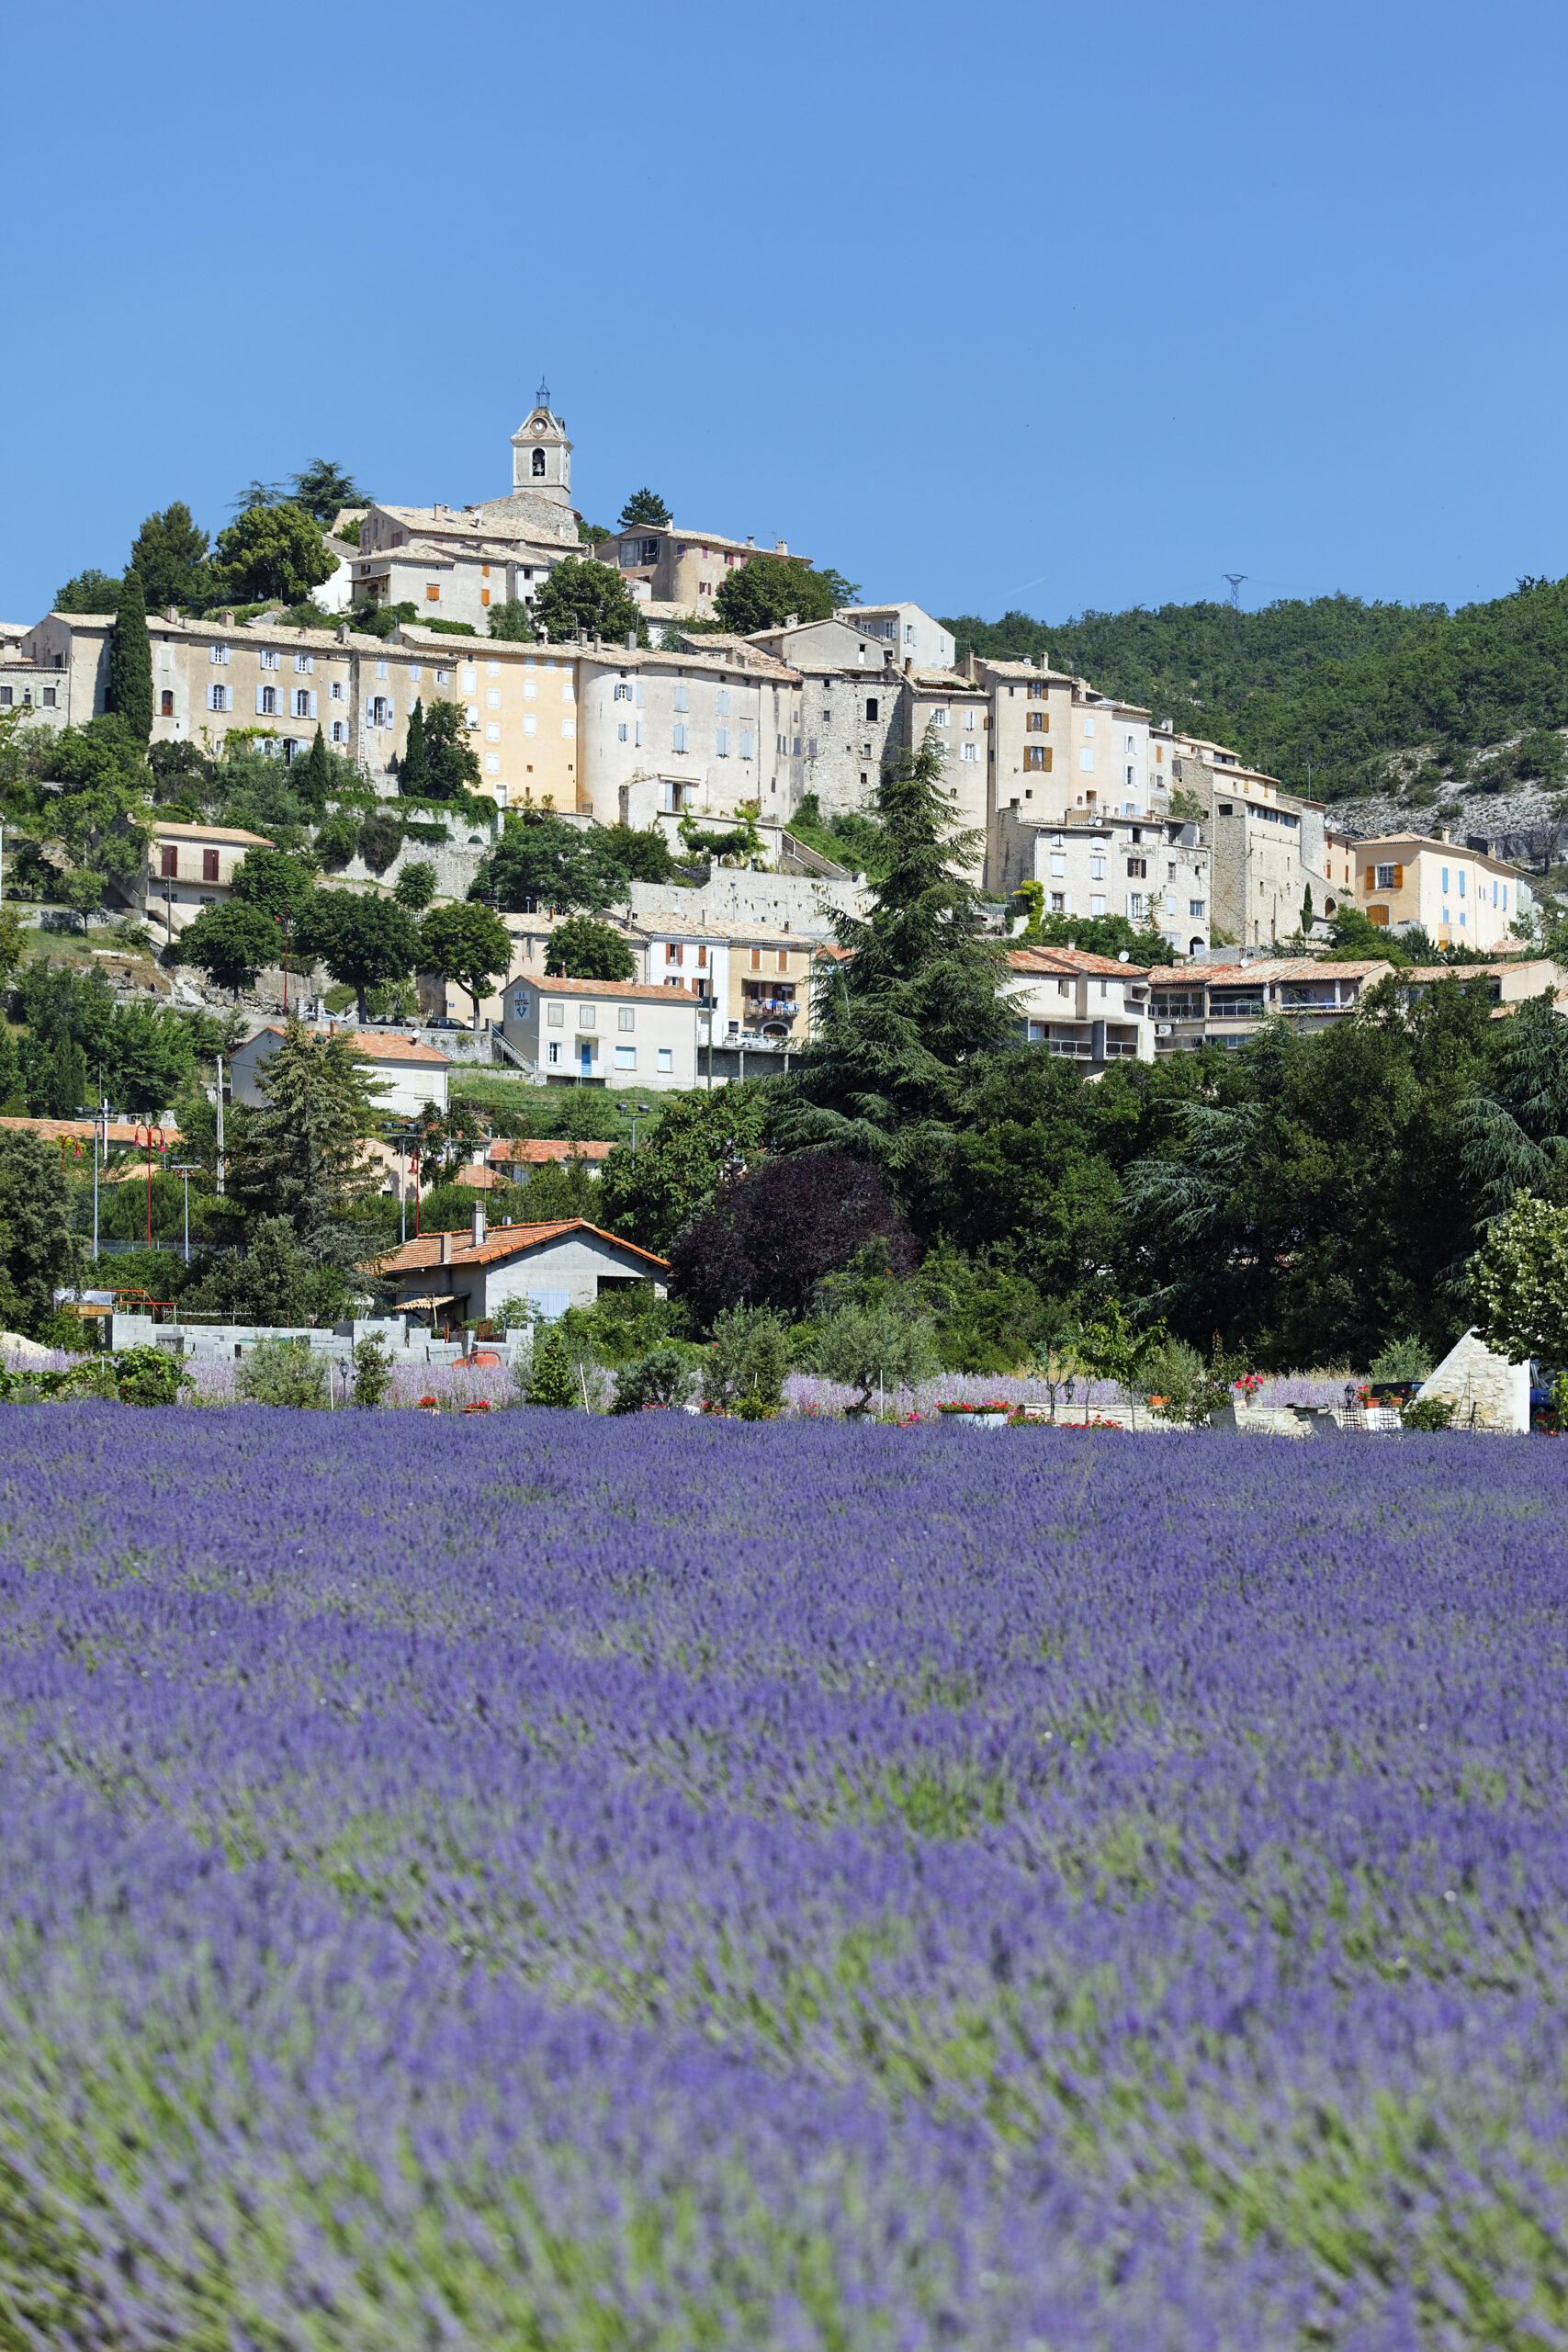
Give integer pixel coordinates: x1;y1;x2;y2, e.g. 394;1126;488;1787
942;581;1568;833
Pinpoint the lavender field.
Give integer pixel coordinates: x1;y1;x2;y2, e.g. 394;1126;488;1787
1;1409;1565;2347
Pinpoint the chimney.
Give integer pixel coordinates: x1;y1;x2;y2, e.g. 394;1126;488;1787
747;535;755;548
439;1230;451;1263
784;612;798;628
904;656;912;675
774;540;788;555
625;630;636;650
471;1199;486;1247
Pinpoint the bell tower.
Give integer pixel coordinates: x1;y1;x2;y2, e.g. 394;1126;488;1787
510;378;572;508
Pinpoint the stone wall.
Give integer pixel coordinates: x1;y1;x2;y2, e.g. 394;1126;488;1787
1416;1328;1530;1431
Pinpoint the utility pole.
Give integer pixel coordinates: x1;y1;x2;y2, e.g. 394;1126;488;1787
171;1163;199;1264
1223;576;1247;657
214;1054;226;1196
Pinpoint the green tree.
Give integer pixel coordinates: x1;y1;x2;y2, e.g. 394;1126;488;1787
1021;910;1170;964
227;1019;386;1259
231;846;317;923
393;860;438;913
812;1293;941;1414
419;900;513;1027
356;809;404;875
400;696;431;796
129;502;210;610
617;490;671;527
474;810;629;915
596;1084;769;1256
314;813;360;870
212;503;337;605
545;915;635;980
0;1023;21;1114
715;550;840;635
175;899;279;998
296;892;423;1025
0;1127;83;1334
0;903;23;988
236;1334;330;1406
351;1329;395;1407
423;700;482;800
773;737;1011;1187
595;821;678;882
288;460;371;525
525;1321;579;1408
107;571;153;742
52;568;125;615
485;600;537;642
1471;1190;1568;1366
98;999;195;1114
532;556;644;646
296;726;332;815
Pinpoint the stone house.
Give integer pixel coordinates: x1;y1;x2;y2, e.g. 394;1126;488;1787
1004;945;1156;1069
375;1206;669;1329
1350;831;1531;951
138;819;274;943
594;524;810;615
574;639;807;831
992;808;1212;955
497;973;705;1091
230;1025;452;1117
1144;958;1394;1053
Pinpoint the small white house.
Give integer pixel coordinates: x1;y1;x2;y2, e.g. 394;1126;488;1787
231;1025;453;1117
374;1206;668;1329
499;975;703;1090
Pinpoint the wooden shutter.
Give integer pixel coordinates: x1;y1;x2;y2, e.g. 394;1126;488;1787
1391;864;1404;889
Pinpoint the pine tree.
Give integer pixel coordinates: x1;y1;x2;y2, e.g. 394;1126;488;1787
401;697;430;796
107;571;153;742
772;737;1011;1176
525;1323;578;1408
299;726;332;814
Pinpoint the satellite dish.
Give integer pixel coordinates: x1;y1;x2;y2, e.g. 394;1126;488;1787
1117;950;1130;963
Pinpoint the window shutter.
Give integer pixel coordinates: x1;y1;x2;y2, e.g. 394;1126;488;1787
1392;864;1404;889
255;685;266;716
309;691;318;718
224;685;233;711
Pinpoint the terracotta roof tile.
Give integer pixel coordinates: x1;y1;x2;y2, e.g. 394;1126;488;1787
368;1216;668;1277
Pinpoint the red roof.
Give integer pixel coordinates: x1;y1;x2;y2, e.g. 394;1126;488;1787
369;1217;668;1277
0;1115;182;1147
1008;946;1150;978
487;1137;615;1166
248;1024;453;1065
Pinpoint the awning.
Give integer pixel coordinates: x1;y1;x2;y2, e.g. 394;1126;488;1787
399;1292;458;1309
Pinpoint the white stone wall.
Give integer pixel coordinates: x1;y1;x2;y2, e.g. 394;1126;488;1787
1416;1329;1530;1431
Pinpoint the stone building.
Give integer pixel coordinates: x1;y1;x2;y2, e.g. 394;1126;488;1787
593;524;810;615
991;808;1212;955
1164;739;1331;948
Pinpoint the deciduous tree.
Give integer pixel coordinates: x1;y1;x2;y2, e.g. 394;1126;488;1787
544;915;635;980
296;892;423;1025
212;503;337;605
419;900;513;1027
532;557;643;646
175;899;279;999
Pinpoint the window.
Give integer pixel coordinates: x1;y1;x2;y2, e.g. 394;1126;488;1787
560;679;573;703
1439;866;1449;892
532;447;547;477
295;654;314;674
965;708;976;729
209;642;230;665
486;688;502;708
1050;854;1066;876
562;718;575;740
750;948;761;970
618;1006;635;1030
740;729;754;758
332;720;346;744
716;728;729;756
1459;871;1467;897
1126;857;1147;878
160;690;174;718
461;666;478;691
777;950;789;973
674;684;689;712
1023;746;1049;772
904;623;915;643
657;1047;673;1073
331;680;344;699
672;722;688;752
931;707;949;727
579;1005;596;1028
436;668;449;685
1079;750;1094;771
716;689;730;716
617;722;628;742
257;685;278;716
1190;899;1206;919
1127;893;1145;918
1090;894;1106;916
1125;766;1135;789
615;1045;637;1069
1083;716;1095;736
202;850;220;883
293;689;315;718
1026;712;1047;732
0;687;9;706
485;753;501;774
865;697;878;721
547;1003;564;1025
1049;892;1066;913
634;721;643;747
376;660;389;680
1029;682;1046;700
260;649;278;671
961;741;979;761
614;682;631;700
666;944;682;965
486;722;501;742
160;846;177;878
1089;855;1105;879
547;1041;560;1065
524;675;536;699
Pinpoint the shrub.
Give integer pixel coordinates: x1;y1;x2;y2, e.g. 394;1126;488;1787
351;1332;395;1409
702;1304;793;1414
108;1345;191;1407
1400;1396;1456;1430
236;1337;329;1408
810;1296;940;1415
1370;1335;1434;1381
525;1324;578;1408
610;1346;698;1414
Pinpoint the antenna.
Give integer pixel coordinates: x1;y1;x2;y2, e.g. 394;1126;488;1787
1223;573;1247;608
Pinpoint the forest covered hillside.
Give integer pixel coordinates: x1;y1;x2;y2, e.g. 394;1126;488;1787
942;580;1568;815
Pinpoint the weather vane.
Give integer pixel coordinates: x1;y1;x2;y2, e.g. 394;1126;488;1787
536;375;550;409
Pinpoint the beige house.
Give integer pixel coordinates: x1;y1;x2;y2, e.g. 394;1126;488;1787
982;662;1166;888
1401;957;1568;1011
629;917;820;1045
230;1025;452;1117
1353;832;1531;950
140;820;274;942
1145;958;1394;1052
575;639;806;830
1162;741;1332;947
595;524;811;615
1005;945;1155;1069
994;808;1211;953
497;973;705;1090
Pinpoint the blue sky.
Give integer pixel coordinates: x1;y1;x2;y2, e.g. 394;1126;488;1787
5;0;1565;628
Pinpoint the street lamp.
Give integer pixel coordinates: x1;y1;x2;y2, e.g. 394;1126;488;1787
336;1355;351;1409
384;1125;423;1245
170;1163;200;1265
629;1102;651;1155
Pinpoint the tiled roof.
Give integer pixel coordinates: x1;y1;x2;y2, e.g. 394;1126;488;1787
149;820;274;846
1144;959;1393;985
608;526;813;561
1008;946;1152;978
488;1137;614;1165
246;1024;454;1064
371;1216;668;1276
529;974;703;1005
0;1115;182;1147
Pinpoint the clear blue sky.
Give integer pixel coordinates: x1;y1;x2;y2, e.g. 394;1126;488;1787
5;0;1565;629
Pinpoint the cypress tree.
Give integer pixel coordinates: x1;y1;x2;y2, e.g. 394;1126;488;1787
107;570;153;742
401;696;430;797
525;1323;578;1408
299;725;331;814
